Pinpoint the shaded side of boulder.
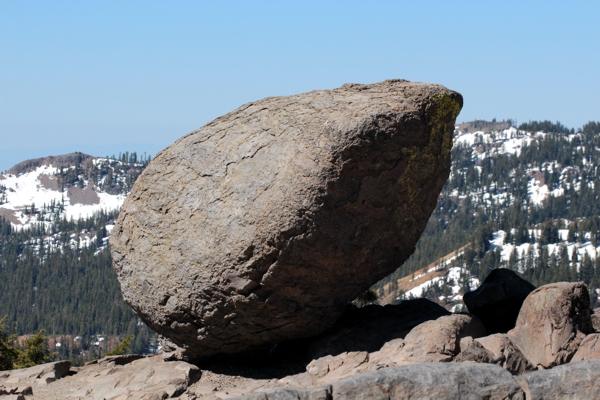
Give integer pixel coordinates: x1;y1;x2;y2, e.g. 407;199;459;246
464;268;536;334
307;298;450;359
110;80;463;360
516;360;600;400
508;282;593;368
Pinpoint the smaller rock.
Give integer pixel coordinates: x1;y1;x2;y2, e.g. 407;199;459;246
2;395;25;400
464;268;536;334
455;333;533;375
516;359;600;399
508;282;593;368
0;385;32;396
571;333;600;362
453;336;492;363
238;386;332;400
305;351;370;384
382;314;487;364
332;363;524;400
236;363;524;400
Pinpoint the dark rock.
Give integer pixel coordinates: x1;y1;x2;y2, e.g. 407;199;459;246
85;354;146;366
110;80;462;360
508;282;593;368
0;361;71;386
464;268;536;334
516;360;600;399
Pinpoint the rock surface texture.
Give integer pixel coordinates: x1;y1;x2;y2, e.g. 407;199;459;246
110;80;463;360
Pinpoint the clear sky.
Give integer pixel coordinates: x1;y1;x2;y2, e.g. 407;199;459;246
1;1;599;171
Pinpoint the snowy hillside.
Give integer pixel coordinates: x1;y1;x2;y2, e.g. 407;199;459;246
377;120;600;310
0;164;124;229
0;151;153;343
0;152;148;230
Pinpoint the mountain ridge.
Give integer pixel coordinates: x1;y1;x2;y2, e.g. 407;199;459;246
2;119;600;360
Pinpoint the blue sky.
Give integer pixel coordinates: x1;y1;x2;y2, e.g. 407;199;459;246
1;1;598;171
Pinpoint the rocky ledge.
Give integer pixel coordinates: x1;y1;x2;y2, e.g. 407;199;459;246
3;275;600;399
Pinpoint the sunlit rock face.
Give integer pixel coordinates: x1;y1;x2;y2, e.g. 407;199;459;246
110;79;462;360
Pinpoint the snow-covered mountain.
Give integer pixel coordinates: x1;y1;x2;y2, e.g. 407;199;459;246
0;152;148;230
0;152;152;344
377;119;600;310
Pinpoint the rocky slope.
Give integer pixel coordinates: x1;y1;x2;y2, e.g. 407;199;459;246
3;273;600;399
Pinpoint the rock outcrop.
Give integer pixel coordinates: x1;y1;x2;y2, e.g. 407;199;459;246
464;268;536;334
110;80;463;360
0;356;200;400
5;278;600;398
375;313;487;364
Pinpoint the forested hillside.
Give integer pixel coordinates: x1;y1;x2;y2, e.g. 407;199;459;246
375;120;600;310
0;152;154;359
3;122;600;360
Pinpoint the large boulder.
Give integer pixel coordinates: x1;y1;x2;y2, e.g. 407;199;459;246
110;80;462;360
508;282;593;368
464;268;536;334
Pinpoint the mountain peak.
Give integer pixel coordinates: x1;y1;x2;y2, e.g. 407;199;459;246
7;152;95;176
